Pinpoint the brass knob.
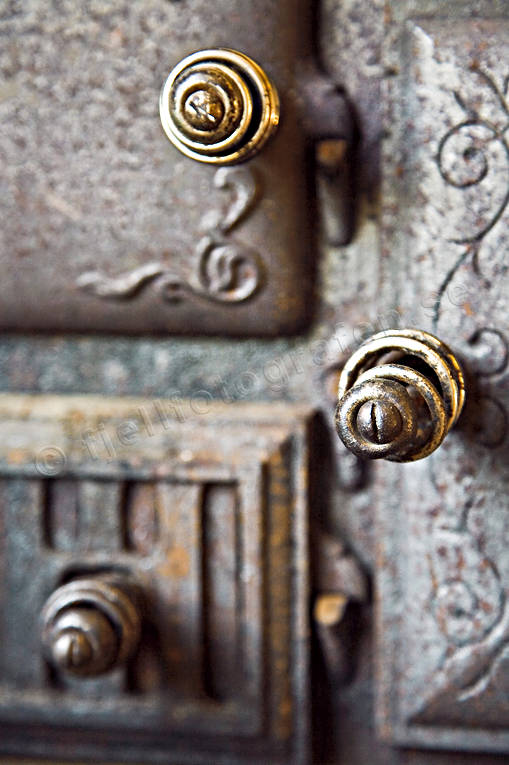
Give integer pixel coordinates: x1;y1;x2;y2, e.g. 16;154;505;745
335;329;466;462
159;48;280;165
41;577;142;677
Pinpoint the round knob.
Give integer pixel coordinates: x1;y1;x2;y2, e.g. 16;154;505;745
159;48;280;165
356;399;404;444
41;577;141;677
335;329;466;462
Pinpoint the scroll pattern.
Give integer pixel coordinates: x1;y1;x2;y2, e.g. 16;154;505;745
76;166;264;305
415;69;509;722
433;68;509;326
433;69;509;449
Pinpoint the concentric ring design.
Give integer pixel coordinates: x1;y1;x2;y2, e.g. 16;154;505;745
160;48;280;165
335;329;466;462
41;579;141;675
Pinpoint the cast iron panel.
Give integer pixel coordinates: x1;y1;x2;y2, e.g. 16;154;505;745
378;3;509;753
0;394;312;764
0;0;313;335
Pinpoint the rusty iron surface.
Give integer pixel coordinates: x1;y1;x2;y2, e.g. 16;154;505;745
378;0;509;754
0;1;385;763
2;1;509;764
0;394;312;764
0;0;353;336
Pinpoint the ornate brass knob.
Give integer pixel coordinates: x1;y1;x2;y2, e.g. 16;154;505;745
159;48;280;165
335;329;466;462
41;577;142;677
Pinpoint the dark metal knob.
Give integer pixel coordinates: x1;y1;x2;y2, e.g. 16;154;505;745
335;329;466;462
159;48;280;165
41;577;142;677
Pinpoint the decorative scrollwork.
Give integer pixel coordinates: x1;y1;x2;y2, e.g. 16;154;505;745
434;70;509;450
76;166;263;305
412;69;509;723
413;501;507;720
433;69;509;326
438;122;491;190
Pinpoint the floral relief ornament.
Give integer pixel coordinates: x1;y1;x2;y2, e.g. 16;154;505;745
414;68;509;723
433;67;509;327
76;166;264;305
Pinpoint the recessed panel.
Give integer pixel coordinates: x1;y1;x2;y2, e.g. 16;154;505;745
0;0;312;335
0;395;313;764
379;6;509;753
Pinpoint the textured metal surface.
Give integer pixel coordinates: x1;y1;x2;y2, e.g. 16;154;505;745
0;394;312;764
0;0;318;335
378;0;509;753
0;3;380;761
3;1;509;764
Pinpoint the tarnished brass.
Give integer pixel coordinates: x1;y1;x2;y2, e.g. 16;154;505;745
160;48;280;164
335;329;466;462
41;577;142;677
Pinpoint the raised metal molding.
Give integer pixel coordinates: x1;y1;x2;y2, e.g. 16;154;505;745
378;4;509;753
76;167;264;305
0;0;313;336
0;394;313;765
